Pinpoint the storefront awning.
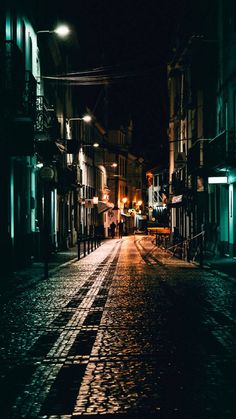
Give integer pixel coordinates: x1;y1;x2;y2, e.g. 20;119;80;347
98;201;114;214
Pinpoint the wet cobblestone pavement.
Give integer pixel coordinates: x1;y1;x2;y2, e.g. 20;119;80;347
0;236;236;418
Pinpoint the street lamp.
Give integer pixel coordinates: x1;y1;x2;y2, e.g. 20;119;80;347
37;24;70;37
67;115;92;124
80;142;99;149
98;162;117;167
67;115;97;149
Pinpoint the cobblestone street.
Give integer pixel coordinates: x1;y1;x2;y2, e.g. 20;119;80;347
0;236;236;419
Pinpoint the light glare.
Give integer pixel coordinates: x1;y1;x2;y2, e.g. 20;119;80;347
82;115;92;122
54;25;70;37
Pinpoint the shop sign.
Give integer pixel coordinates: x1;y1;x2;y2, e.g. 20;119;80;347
172;195;183;204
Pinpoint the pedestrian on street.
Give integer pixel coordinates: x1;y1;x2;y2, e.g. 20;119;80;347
118;220;124;238
110;222;116;238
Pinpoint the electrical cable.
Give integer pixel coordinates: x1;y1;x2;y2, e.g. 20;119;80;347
42;63;164;85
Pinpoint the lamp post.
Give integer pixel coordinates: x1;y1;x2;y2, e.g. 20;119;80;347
35;26;71;278
66;114;100;259
39;165;56;279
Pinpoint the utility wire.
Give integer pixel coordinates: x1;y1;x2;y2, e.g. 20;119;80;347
42;63;164;85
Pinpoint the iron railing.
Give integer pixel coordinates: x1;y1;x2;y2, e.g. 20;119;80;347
162;231;205;267
35;96;60;140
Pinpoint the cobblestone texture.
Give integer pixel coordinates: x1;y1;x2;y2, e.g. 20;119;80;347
0;236;236;418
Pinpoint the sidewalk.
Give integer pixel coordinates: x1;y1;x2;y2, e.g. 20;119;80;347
0;246;78;300
203;254;236;279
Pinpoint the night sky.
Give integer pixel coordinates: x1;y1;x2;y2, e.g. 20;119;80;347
26;0;206;167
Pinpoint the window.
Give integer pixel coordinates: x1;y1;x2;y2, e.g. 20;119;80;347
118;156;126;178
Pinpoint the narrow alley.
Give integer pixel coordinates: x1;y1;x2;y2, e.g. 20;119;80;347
0;236;236;419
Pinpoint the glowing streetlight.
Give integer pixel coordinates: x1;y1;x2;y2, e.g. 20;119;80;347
122;197;128;204
37;24;70;37
137;200;143;206
54;25;70;37
82;115;92;123
67;114;92;124
80;143;99;149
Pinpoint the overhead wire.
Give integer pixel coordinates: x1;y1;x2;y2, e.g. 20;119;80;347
42;62;164;85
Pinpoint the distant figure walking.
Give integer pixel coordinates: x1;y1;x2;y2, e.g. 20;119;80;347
110;222;116;238
118;220;124;239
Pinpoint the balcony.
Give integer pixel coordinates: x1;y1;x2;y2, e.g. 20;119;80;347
206;130;236;170
187;139;209;174
35;96;61;140
34;96;64;158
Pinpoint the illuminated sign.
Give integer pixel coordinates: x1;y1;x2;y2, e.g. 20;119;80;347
208;177;228;184
172;195;183;204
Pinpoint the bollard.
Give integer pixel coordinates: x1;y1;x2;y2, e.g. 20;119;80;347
187;239;190;262
83;237;86;257
77;234;81;260
199;234;203;268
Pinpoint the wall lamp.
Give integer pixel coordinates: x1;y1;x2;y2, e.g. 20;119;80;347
37;24;70;37
67;115;92;124
99;162;117;167
80;143;99;149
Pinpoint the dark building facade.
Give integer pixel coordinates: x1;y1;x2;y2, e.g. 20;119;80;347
168;0;236;256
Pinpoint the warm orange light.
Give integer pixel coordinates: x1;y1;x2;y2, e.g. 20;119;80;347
137;200;142;206
122;197;128;204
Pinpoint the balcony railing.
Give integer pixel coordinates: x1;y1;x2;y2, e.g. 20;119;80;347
206;130;236;170
187;139;209;174
35;96;61;140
